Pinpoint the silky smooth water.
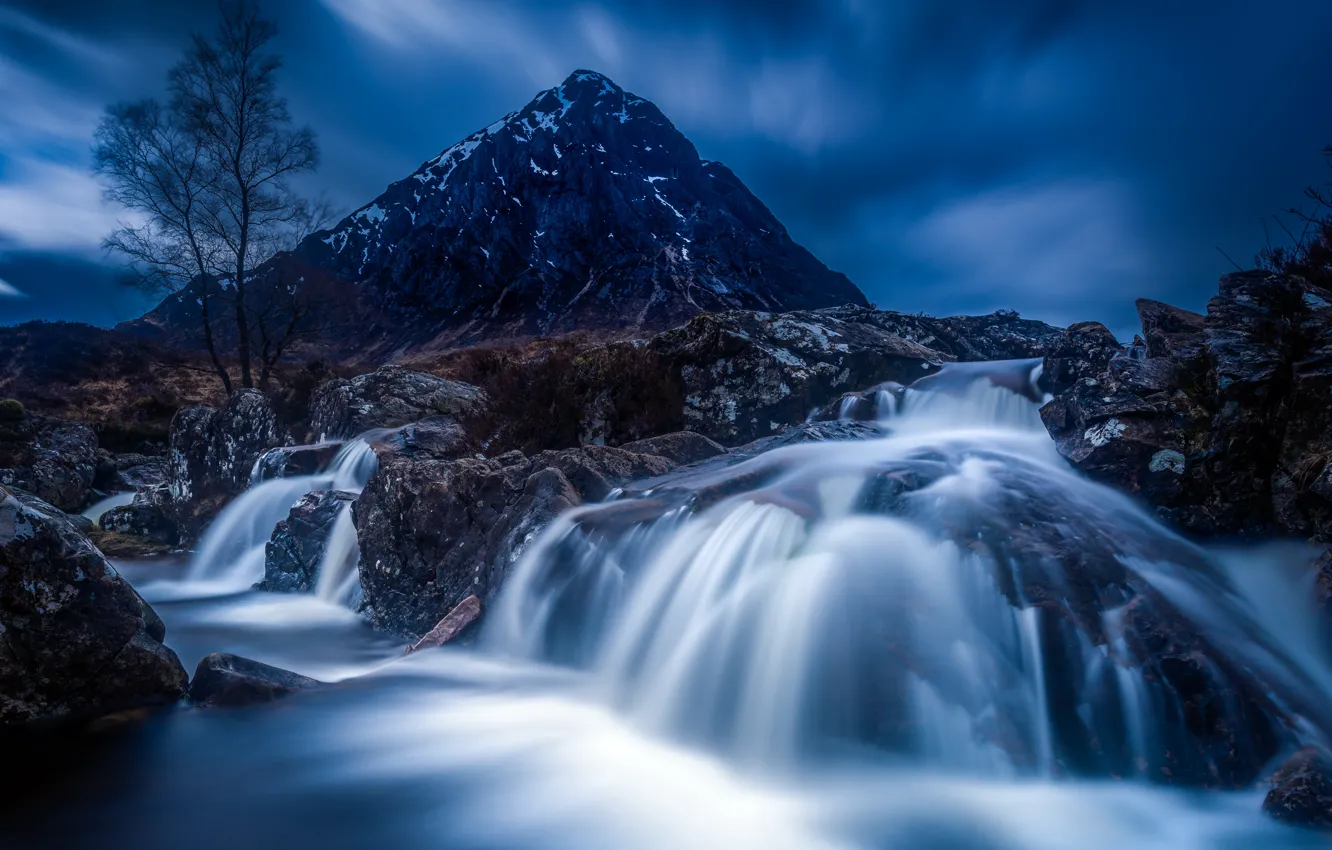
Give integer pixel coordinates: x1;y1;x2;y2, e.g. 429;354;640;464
5;361;1328;849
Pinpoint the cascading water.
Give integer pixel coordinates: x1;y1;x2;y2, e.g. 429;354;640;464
185;438;378;596
484;358;1328;784
31;359;1332;850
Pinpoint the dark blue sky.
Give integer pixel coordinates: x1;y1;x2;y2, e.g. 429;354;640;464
2;1;1331;338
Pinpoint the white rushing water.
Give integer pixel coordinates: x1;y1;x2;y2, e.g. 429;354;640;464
101;358;1329;850
182;438;378;595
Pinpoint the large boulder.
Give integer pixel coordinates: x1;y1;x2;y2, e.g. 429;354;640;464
650;309;947;446
308;365;486;440
354;440;671;639
0;485;187;724
1263;747;1332;829
187;653;321;708
1042;271;1332;540
167;389;281;543
259;489;357;594
650;306;1066;446
0;414;98;513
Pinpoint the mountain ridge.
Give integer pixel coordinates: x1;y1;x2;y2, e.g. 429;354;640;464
128;69;868;353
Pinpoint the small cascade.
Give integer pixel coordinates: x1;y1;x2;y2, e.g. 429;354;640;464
484;358;1330;782
186;439;379;595
314;503;362;606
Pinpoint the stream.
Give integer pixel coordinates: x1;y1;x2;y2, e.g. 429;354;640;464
2;360;1328;849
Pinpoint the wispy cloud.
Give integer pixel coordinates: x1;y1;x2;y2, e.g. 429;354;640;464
0;277;26;298
0;158;123;253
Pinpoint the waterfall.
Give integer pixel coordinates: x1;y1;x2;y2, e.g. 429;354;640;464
482;357;1326;780
186;438;379;596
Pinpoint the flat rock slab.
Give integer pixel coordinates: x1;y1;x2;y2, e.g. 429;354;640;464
187;653;322;708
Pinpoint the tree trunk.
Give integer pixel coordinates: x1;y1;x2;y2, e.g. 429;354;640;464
235;207;254;388
198;277;233;394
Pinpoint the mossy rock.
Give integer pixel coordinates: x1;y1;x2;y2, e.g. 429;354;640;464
0;399;25;423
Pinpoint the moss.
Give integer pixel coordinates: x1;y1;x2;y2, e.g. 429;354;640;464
0;398;25;423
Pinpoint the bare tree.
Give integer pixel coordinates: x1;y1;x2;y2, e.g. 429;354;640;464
247;196;336;390
170;0;319;388
93;99;234;393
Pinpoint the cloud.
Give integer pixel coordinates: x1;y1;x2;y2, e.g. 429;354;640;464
0;277;26;298
0;158;123;253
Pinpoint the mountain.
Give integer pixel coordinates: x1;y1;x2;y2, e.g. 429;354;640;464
128;70;867;352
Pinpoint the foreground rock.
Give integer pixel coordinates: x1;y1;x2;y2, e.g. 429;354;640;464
259;490;357;593
355;439;672;638
309;365;486;440
650;306;1063;446
0;410;98;513
1264;747;1332;829
0;485;187;724
167;389;281;543
187;653;321;708
1042;272;1332;540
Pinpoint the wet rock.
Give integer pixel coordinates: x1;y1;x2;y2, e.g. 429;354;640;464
355;442;671;639
252;442;344;482
0;414;99;513
407;595;483;653
259;490;357;594
1263;747;1332;829
308;365;486;440
370;415;477;461
187;653;321;708
618;431;726;466
0;484;187;724
167;389;281;544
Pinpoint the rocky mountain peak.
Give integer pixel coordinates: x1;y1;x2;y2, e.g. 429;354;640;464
133;69;867;352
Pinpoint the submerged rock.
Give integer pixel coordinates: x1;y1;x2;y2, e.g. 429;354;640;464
1263;747;1332;829
309;365;486;440
187;653;322;708
167;389;281;543
0;484;187;724
259;490;358;594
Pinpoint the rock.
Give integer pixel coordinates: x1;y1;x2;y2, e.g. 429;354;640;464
354;442;672;639
259;490;357;594
252;442;345;481
407;595;483;653
618;431;726;465
0;414;98;513
650;309;948;446
1042;271;1332;540
167;389;281;543
187;653;321;708
308;365;486;440
650;305;1066;447
1263;747;1332;829
1040;321;1123;396
1136;298;1207;360
98;503;177;546
0;484;187;724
